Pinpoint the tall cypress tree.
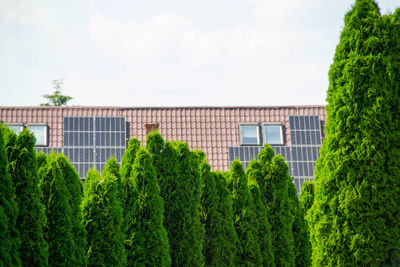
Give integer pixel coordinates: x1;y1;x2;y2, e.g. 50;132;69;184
195;150;237;266
5;129;48;266
228;159;262;266
247;145;295;266
56;154;87;267
82;168;126;267
248;180;274;267
102;156;123;202
309;1;400;265
39;153;75;267
0;125;20;267
126;148;171;266
288;179;311;267
212;171;238;266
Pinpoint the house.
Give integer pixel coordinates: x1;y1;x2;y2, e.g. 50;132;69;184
0;105;326;192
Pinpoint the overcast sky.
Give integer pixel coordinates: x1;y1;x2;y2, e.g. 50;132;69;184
0;0;398;107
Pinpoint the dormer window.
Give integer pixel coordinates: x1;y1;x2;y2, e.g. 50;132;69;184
240;124;260;145
263;124;284;145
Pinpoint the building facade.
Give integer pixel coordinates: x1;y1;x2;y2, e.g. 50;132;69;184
0;105;326;192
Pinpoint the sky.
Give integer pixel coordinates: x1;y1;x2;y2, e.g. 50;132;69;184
0;0;399;107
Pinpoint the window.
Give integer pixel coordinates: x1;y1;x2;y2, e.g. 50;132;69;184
240;124;260;145
27;125;48;146
263;124;284;145
6;124;24;134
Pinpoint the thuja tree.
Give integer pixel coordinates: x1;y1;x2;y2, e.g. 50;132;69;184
247;146;295;266
195;150;237;266
248;180;274;267
170;141;205;266
39;153;75;267
288;179;311;267
0;125;20;267
126;148;171;266
228;159;262;266
308;1;400;265
102;156;122;202
212;171;237;266
120;137;141;228
82;168;126;267
5;129;48;266
56;154;87;266
299;180;314;213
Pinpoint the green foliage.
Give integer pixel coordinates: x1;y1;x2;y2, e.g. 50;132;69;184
103;156;123;202
55;154;87;267
248;181;274;267
309;1;400;265
168;141;205;266
41;79;73;106
299;180;314;213
82;168;126;267
5;129;48;266
197;151;237;266
39;153;75;267
126;148;171;266
288;179;311;267
0;125;20;267
228;159;262;266
247;145;295;267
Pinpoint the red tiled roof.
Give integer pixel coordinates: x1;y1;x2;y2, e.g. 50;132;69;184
0;105;326;170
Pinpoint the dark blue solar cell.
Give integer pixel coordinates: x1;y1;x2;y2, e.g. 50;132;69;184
289;116;295;129
73;118;78;132
291;147;297;161
233;147;239;160
73;149;78;162
305;116;310;129
78;133;83;146
244;147;249;161
110;132;115;146
309;116;315;129
105;133;110;146
64;117;69;131
95;150;100;163
285;147;291;161
64;132;69;146
299;116;305;130
290;131;296;145
101;149;106;162
297;147;303;161
314;117;320;130
115;133;120;146
72;132;77;146
121;118;126;131
115;118;120;131
120;133;125;147
95;118;100;131
306;131;311;145
294;116;300;130
238;147;244;161
298;163;304;176
316;133;321;145
309;162;314;176
105;118;110;131
303;163;309;176
302;147;307;161
307;147;312;161
295;131;301;145
292;162;298;176
229;147;234;161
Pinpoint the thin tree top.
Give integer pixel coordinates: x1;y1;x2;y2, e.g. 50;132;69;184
41;79;73;106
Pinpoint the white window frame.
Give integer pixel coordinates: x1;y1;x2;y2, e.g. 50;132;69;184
6;123;24;134
26;124;48;147
262;123;284;145
239;123;260;145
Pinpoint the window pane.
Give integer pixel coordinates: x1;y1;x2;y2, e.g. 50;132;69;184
28;125;46;146
241;125;258;145
7;125;23;134
264;125;282;144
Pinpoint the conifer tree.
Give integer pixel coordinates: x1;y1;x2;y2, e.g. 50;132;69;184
56;154;87;267
126;148;171;266
195;150;237;266
299;180;314;213
82;168;126;267
228;159;262;266
5;129;48;266
212;171;238;266
247;146;295;266
170;141;205;266
102;156;123;202
0;125;20;267
309;1;400;265
288;179;311;267
120;137;141;229
39;153;75;267
249;181;274;267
